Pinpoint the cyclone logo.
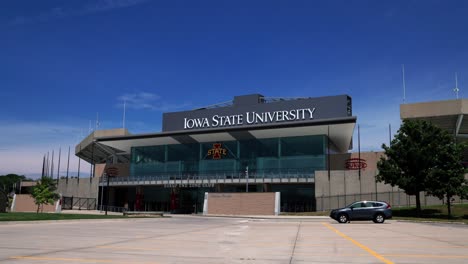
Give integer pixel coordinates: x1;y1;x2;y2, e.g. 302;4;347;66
105;167;119;177
345;158;367;170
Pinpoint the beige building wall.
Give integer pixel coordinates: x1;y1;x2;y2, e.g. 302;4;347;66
58;163;129;199
206;193;276;215
13;194;56;213
315;166;468;211
57;177;100;199
330;151;383;171
400;99;468;119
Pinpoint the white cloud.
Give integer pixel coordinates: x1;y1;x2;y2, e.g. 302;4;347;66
0;121;91;178
84;0;150;14
0;145;91;179
10;0;151;25
352;101;402;152
118;92;161;110
117;92;191;112
0;121;82;148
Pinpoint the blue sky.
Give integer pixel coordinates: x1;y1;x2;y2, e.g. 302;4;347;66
1;0;468;178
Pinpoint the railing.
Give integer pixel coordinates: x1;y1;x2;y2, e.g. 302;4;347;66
316;191;468;212
100;169;315;184
62;197;96;210
97;205;128;213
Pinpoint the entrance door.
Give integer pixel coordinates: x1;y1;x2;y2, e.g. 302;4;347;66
174;187;213;214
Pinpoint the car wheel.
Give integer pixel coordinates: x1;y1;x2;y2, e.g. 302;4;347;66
373;213;385;223
338;213;348;223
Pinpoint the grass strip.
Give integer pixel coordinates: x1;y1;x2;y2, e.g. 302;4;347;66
0;212;126;221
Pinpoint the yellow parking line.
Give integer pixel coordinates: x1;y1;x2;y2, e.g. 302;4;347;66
383;254;468;259
379;245;468;249
10;256;114;263
322;222;394;264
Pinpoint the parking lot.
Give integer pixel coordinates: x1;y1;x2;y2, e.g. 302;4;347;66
0;215;467;264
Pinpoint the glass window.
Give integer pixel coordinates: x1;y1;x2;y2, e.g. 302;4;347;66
130;134;327;178
281;136;325;156
167;143;198;162
350;202;365;209
131;146;165;164
239;138;278;159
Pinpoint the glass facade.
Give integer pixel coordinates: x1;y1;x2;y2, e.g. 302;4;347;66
130;135;327;179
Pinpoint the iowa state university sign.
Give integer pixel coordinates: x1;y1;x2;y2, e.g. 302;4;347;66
183;108;316;129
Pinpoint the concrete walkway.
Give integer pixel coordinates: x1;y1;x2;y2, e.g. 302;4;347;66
60;209;122;215
60;209;329;219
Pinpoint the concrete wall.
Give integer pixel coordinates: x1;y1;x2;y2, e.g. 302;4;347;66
315;169;396;211
76;129;129;154
315;169;468;211
206;192;276;215
330;151;383;171
13;194;56;212
57;177;99;199
400;99;468;119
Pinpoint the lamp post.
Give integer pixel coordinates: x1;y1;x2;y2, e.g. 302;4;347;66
100;173;106;212
245;166;249;192
105;173;110;216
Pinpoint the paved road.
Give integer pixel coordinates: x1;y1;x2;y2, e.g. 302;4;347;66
0;216;467;264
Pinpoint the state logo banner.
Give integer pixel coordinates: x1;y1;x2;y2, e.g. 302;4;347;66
207;143;227;159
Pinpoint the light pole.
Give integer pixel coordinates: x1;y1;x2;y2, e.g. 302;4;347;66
105;173;110;216
245;166;249;192
100;173;106;212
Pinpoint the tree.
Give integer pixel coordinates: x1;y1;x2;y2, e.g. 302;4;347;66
0;174;28;193
377;119;450;216
31;177;59;213
0;189;7;213
425;139;468;218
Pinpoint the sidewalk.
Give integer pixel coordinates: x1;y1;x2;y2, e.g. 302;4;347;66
198;214;329;220
60;210;330;220
60;209;122;216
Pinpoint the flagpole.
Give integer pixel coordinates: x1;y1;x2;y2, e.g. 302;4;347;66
77;145;81;183
389;124;392;146
46;152;49;177
51;150;54;179
96;112;99;130
42;155;46;178
402;64;406;103
66;146;70;184
358;124;361;180
57;147;61;182
123;99;126;129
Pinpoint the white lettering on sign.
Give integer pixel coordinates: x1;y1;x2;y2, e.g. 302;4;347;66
164;183;215;188
184;117;210;129
184;108;316;129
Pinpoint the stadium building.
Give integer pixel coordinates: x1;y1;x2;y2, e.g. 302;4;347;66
74;94;356;213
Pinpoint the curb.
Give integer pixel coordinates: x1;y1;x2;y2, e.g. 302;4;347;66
186;214;330;220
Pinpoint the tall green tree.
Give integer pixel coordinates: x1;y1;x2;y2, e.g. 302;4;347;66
425;139;468;218
0;174;28;193
31;177;59;213
377;119;450;216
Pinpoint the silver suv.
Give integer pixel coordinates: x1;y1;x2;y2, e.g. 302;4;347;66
329;201;392;224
